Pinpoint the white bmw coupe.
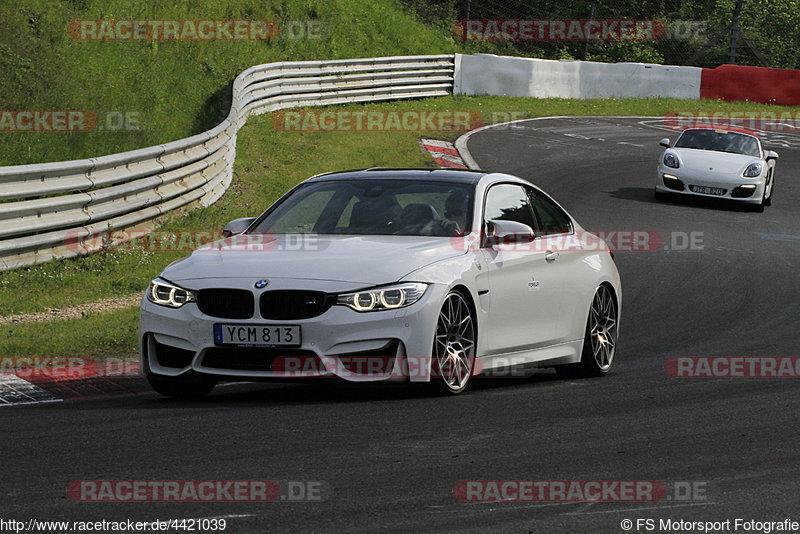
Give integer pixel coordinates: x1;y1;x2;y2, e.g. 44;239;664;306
655;126;778;211
140;169;621;398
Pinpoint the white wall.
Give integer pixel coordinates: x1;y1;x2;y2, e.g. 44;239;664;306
454;53;702;100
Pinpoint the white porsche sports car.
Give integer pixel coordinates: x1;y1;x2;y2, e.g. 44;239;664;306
140;169;621;398
655;126;778;211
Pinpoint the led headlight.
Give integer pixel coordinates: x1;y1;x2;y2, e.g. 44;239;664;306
663;153;680;169
147;278;197;308
743;163;762;177
337;283;427;312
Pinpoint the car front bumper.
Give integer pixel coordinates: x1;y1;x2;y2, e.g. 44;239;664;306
139;279;446;383
655;165;766;204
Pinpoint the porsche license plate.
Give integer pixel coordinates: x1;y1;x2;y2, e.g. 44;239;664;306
214;324;301;346
692;186;725;196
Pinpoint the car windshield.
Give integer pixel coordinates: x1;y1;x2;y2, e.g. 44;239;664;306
674;129;761;157
251;179;474;236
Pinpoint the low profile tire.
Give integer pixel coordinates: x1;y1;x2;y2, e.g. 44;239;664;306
557;284;618;378
431;291;476;394
765;173;773;206
146;372;217;400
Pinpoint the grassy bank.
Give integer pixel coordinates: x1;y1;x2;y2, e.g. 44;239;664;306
0;0;497;166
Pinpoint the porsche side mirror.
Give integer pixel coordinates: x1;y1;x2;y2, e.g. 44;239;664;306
659;138;671;148
765;150;779;161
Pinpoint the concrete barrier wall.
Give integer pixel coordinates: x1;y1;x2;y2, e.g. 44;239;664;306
455;53;702;99
455;53;800;106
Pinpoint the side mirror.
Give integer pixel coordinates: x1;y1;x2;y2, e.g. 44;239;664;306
222;217;256;238
484;219;535;247
659;138;671;148
765;150;779;161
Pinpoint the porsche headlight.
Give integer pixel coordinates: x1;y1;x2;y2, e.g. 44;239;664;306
147;278;197;308
663;153;680;169
337;283;427;312
743;163;762;177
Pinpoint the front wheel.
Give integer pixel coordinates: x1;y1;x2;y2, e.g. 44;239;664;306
764;170;773;206
431;291;476;394
751;194;765;213
557;284;618;378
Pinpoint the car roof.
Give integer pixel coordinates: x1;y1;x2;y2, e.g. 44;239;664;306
682;124;760;139
306;168;487;185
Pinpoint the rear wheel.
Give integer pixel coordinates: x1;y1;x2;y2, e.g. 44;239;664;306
431;291;476;394
557;284;618;378
146;372;217;400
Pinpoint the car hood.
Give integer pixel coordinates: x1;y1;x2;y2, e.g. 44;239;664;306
672;148;760;174
160;234;466;285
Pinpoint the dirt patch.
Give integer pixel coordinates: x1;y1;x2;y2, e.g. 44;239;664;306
0;294;142;325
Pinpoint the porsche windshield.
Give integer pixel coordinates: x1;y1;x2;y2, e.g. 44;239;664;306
674;129;761;157
251;179;474;236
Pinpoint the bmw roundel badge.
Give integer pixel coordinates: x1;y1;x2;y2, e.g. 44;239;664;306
254;279;270;289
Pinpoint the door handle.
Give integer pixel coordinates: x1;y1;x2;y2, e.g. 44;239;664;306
545;250;560;262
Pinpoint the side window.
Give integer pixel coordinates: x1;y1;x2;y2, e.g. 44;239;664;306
526;188;572;236
483;184;538;229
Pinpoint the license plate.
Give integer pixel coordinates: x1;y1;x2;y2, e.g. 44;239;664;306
693;186;725;196
214;324;301;346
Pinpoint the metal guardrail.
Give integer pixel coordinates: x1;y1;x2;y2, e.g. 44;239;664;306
0;55;455;270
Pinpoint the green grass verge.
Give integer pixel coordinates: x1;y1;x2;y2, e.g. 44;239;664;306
1;95;799;358
0;307;139;359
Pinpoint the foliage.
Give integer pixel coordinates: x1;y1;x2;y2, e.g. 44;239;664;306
402;0;800;68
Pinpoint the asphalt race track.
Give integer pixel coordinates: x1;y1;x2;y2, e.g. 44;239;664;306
2;117;799;533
